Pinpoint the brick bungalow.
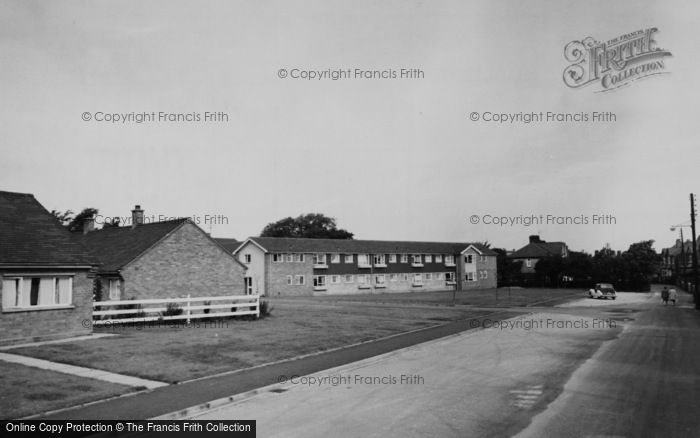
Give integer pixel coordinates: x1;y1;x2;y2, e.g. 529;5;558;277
79;206;247;301
231;237;497;296
0;191;99;346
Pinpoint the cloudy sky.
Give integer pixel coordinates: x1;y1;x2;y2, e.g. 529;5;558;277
1;0;698;253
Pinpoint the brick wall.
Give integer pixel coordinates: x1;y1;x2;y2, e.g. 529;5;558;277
267;255;315;296
0;269;93;346
120;222;246;300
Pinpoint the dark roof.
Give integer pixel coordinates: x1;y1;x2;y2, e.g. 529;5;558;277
77;220;184;272
214;238;239;253
0;191;98;266
510;241;567;259
243;237;497;256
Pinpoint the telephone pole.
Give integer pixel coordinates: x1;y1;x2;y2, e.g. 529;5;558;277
690;194;699;309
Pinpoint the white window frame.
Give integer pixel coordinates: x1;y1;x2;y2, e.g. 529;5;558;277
466;272;475;282
313;275;327;289
344;274;354;283
412;273;423;286
400;254;409;263
412;254;422;265
330;254;340;264
389;254;397;263
2;275;73;311
344;254;353;263
294;253;305;263
313;253;327;266
526;259;532;268
389;274;398;282
244;254;252;264
273;254;283;263
286;275;293;285
445;272;456;283
425;255;433;263
286;254;294;263
465;254;474;264
294;275;305;285
330;275;340;284
444;255;455;266
373;254;386;266
108;279;121;300
436;255;443;263
375;274;386;287
357;254;371;267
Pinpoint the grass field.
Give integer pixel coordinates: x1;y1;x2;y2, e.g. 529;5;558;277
0;361;134;419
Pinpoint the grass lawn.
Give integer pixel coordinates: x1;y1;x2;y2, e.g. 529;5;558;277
10;303;496;384
0;361;135;419
286;287;585;308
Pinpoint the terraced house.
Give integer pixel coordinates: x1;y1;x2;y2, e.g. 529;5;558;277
231;237;497;296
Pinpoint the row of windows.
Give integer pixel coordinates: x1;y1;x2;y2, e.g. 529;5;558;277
271;253;479;265
464;270;489;281
287;272;460;287
2;276;73;310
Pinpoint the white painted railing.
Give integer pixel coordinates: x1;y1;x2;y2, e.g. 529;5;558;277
93;294;260;325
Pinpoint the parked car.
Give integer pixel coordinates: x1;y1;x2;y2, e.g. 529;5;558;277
588;283;617;299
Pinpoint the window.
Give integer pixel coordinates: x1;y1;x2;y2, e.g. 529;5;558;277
445;272;455;283
358;254;371;267
436;255;443;263
435;273;443;280
357;274;370;287
108;279;121;300
330;254;340;264
286;275;293;285
286;254;294;262
425;255;432;263
389;254;397;263
480;270;488;279
330;275;340;284
2;276;72;310
272;254;282;263
465;255;474;264
375;274;386;287
400;254;409;263
402;274;409;282
313;275;326;289
389;274;398;282
444;255;455;265
480;255;486;262
243;254;252;264
294;275;305;285
413;273;423;285
526;259;532;268
373;254;386;266
466;272;475;281
313;254;327;266
425;273;432;280
412;254;422;265
294;254;305;263
344;274;354;283
344;254;353;263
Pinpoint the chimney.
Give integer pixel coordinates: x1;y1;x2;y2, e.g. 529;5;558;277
529;235;542;244
131;205;144;229
83;215;95;234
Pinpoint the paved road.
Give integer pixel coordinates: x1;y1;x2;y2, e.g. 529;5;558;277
186;289;700;438
517;287;700;438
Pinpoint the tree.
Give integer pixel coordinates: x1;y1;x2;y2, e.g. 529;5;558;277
260;213;354;239
66;208;98;233
492;248;522;287
50;209;74;226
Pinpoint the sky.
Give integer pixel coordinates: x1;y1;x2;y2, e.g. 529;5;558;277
1;0;699;253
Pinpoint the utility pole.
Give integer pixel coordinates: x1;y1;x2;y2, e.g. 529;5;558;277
690;193;699;310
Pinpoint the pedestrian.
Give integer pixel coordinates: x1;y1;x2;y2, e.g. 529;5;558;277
669;288;678;306
661;287;669;305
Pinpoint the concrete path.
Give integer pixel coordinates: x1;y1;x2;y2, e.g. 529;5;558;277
185;311;621;437
0;353;167;390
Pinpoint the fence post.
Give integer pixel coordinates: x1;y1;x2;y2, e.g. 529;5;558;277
186;294;191;324
256;295;260;319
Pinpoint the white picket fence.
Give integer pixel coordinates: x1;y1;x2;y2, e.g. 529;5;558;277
92;294;260;325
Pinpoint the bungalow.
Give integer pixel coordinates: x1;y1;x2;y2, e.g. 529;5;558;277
509;235;569;273
231;237;497;296
78;205;248;301
0;191;99;346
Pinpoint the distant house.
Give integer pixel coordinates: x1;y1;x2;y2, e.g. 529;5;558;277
231;237;497;296
0;191;99;346
509;235;569;273
661;239;697;283
79;205;248;301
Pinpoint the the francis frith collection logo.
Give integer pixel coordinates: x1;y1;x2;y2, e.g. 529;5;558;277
563;27;672;92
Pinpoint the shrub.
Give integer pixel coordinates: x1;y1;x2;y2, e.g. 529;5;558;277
260;300;272;318
163;302;183;317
